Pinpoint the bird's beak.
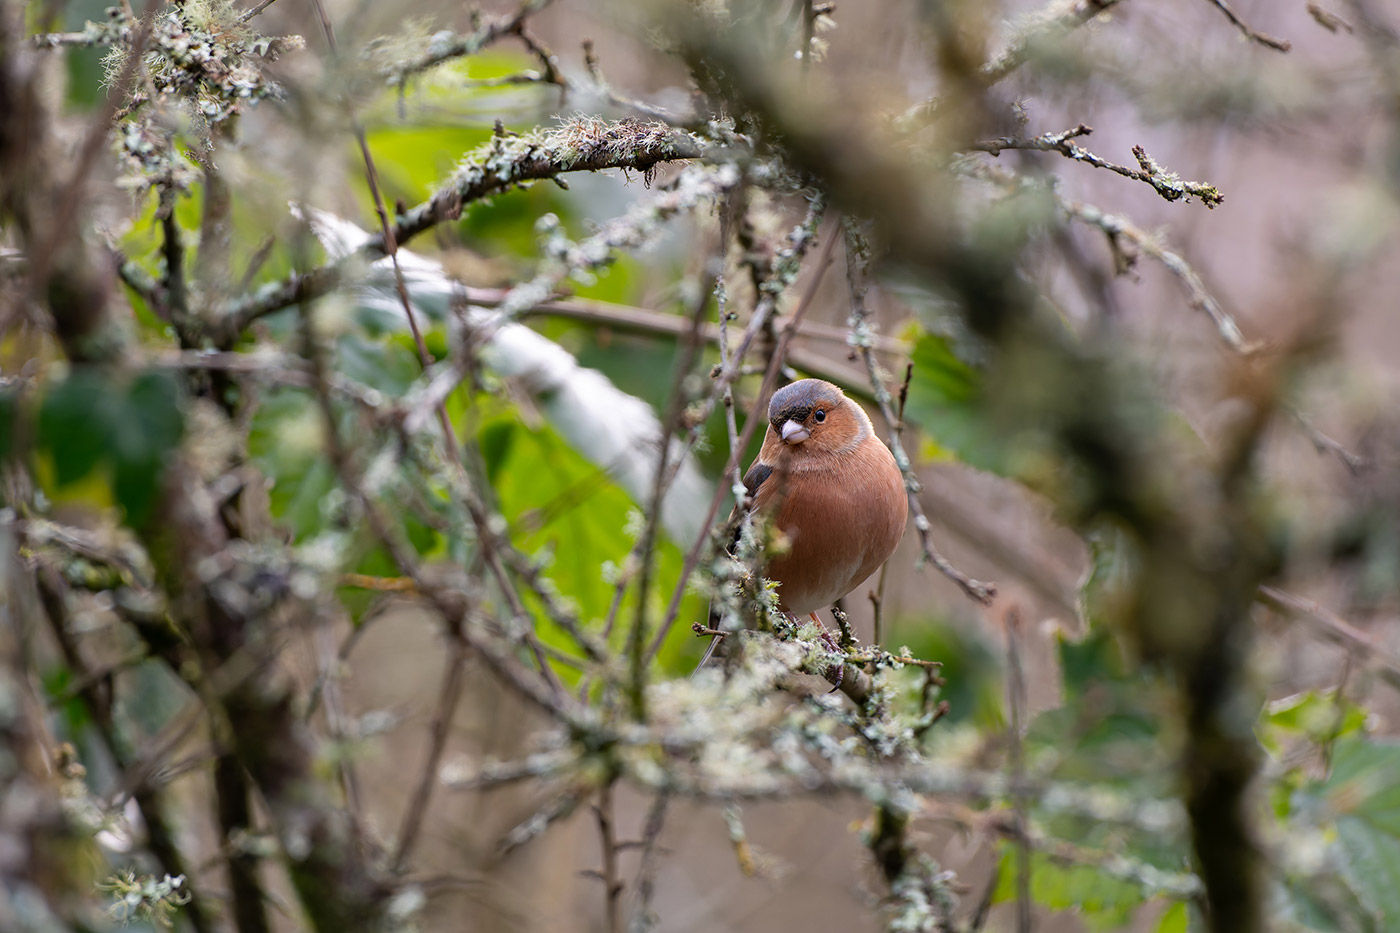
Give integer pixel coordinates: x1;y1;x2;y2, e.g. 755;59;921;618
780;420;809;444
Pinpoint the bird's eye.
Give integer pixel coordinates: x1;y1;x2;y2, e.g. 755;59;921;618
813;409;826;423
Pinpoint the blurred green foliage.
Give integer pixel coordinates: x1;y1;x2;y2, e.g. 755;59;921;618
7;367;188;527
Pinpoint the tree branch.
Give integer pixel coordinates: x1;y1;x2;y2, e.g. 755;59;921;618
973;124;1225;208
215;119;710;345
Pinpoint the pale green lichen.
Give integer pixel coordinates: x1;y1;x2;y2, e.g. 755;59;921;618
98;871;190;929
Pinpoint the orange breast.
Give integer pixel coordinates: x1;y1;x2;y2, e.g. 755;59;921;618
755;436;908;615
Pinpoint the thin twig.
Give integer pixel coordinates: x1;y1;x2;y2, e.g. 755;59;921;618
237;0;281;23
629;794;670;931
1290;408;1366;474
390;633;470;873
844;222;996;605
973;124;1224;208
386;0;556;84
1004;608;1031;933
1257;586;1400;692
979;0;1124;85
1204;0;1292;51
313;0;563;697
593;786;625;933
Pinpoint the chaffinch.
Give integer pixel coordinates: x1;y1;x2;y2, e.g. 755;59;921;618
705;378;908;662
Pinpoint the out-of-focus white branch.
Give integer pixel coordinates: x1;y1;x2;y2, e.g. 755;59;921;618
298;207;712;545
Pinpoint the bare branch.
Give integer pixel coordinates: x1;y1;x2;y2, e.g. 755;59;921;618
981;0;1125;85
1204;0;1292;51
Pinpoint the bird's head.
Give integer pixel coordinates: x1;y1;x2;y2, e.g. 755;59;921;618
767;378;866;454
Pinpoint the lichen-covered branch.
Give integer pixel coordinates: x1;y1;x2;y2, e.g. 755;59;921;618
215;118;710;344
973;124;1225;208
382;0;556;86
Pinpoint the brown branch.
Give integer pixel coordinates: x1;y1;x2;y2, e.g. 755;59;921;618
514;293;901;391
391;633;470;873
628;794;670;930
1004;608;1031;933
973;124;1225;208
845;222;996;606
1258;586;1400;692
971;164;1255;352
1204;0;1292;51
1307;3;1354;34
385;0;557;85
626;274;712;718
980;0;1125;85
33;567;221;933
593;786;625;933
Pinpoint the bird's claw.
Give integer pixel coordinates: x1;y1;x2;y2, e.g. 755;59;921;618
818;629;845;691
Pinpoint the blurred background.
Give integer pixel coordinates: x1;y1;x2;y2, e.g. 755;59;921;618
5;0;1400;930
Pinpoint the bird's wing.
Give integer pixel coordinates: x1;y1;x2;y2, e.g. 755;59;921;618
741;460;773;501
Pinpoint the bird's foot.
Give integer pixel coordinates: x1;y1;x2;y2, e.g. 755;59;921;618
816;626;845;691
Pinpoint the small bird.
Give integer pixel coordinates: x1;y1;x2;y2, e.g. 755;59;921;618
701;378;908;666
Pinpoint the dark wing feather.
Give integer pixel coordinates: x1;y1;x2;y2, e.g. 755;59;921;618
742;461;773;497
725;461;773;553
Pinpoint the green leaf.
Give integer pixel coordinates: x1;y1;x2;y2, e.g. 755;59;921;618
1316;738;1400;925
478;419;517;484
1077;523;1140;638
1260;690;1367;758
248;389;333;541
994;848;1155;932
111;371;185;526
336;333;422;395
1156;900;1189;933
38;367;118;486
903;329;1002;472
487;413;704;672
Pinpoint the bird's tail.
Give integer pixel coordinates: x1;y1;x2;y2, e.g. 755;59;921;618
690;601;723;676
